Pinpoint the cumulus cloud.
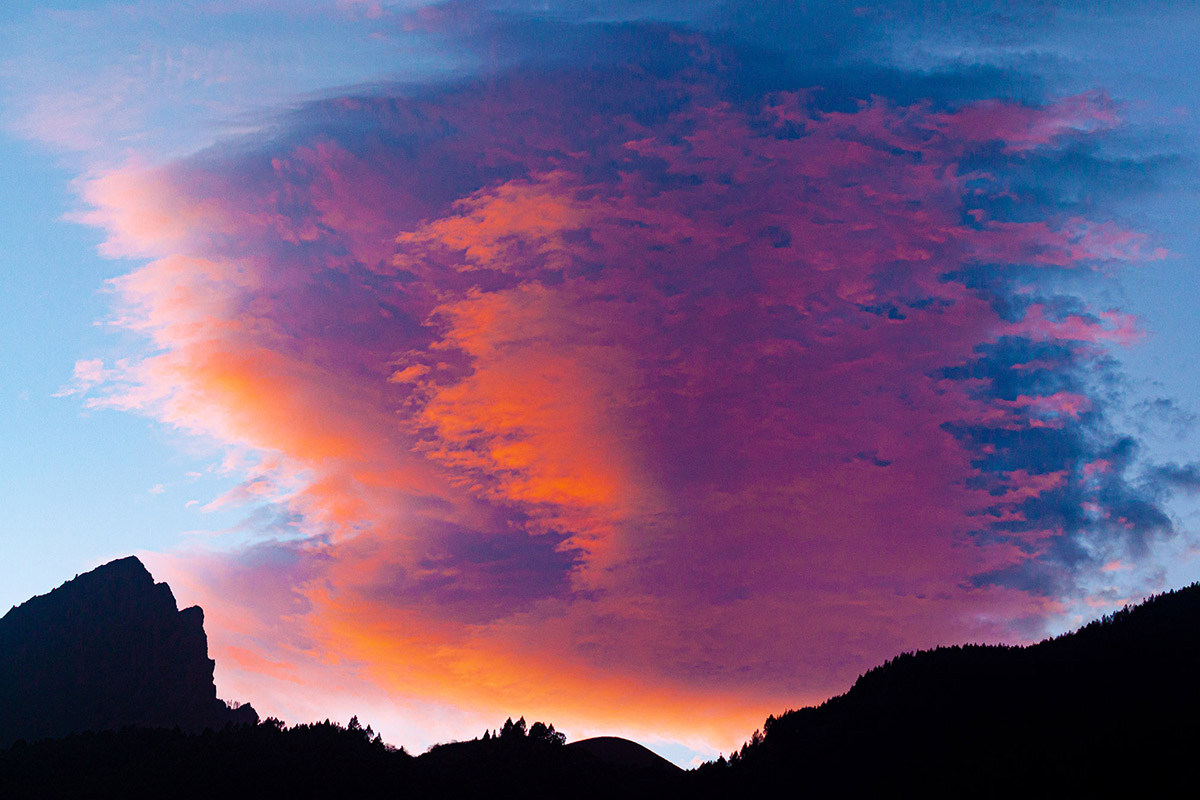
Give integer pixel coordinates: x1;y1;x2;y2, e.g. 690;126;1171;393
59;3;1192;751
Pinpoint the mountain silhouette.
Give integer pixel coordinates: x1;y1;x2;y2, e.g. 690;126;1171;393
411;718;680;795
697;582;1200;796
568;736;682;773
0;556;255;747
2;559;1199;797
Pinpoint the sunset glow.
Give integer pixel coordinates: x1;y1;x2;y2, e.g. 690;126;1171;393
5;0;1200;762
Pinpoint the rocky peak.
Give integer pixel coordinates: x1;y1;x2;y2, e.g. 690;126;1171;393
0;556;256;746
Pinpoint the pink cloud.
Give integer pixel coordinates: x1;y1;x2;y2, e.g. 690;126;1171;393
932;91;1120;153
76;41;1173;752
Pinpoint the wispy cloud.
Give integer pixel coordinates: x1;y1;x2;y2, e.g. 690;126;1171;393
0;0;447;162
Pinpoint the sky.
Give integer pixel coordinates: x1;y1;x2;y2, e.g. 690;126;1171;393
3;0;1200;766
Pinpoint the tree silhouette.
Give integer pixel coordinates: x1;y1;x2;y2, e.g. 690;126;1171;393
528;721;565;746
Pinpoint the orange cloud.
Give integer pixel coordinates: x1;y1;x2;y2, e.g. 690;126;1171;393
79;42;1174;757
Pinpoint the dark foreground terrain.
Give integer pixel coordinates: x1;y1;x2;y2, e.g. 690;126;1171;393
2;558;1198;797
698;581;1200;797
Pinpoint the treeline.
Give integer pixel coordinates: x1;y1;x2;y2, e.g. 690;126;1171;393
0;716;680;799
0;717;407;798
697;582;1200;796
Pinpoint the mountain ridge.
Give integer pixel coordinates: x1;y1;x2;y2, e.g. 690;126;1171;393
2;560;1199;796
0;556;256;747
698;581;1200;796
568;736;682;772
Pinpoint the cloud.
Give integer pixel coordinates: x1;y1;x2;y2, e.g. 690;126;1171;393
65;6;1190;753
54;358;112;397
1147;462;1200;492
0;0;445;161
